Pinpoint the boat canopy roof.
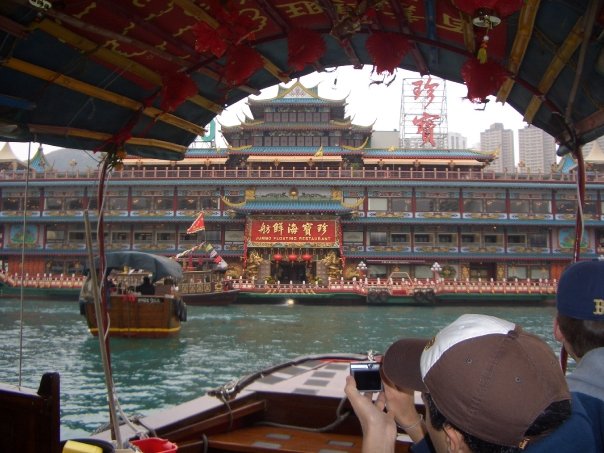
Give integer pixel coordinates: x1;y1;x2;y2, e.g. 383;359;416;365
0;1;602;160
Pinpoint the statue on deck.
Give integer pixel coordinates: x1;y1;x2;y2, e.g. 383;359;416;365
321;251;342;280
245;251;264;280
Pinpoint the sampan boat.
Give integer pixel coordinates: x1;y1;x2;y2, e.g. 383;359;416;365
79;251;188;338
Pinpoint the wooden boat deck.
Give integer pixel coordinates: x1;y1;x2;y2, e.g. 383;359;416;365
90;355;414;452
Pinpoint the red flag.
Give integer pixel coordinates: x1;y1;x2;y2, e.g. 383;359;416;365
186;212;205;234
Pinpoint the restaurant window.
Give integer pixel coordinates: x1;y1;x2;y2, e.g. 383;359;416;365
225;230;244;242
508;265;527;279
391;233;409;243
108;197;128;210
415;198;435;212
438;199;459;212
528;233;547;248
46;227;65;243
367;264;387;279
134;231;153;242
177;197;197;210
507;234;526;245
529;266;549;279
484;234;502;244
157;231;175;242
437;234;454;243
414;234;431;243
343;231;363;244
510;200;529;213
485;199;506;213
369;232;388;246
368;198;387;211
132;197;151;210
2;197;20;210
65;198;84;210
463;199;483;213
86;197;98;210
112;231;130;242
461;234;477;243
45;198;63;210
155;197;172;210
531;200;551;214
205;229;221;243
391;197;411;212
69;231;97;242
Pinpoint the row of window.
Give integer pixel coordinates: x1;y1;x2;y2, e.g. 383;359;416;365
43;227;550;249
1;195;594;215
348;231;548;248
363;197;595;214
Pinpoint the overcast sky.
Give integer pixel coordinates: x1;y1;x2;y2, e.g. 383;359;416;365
6;66;528;159
218;66;528;150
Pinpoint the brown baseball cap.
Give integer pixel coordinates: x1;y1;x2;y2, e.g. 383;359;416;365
382;314;570;448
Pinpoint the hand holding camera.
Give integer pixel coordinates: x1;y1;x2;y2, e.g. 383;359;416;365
349;361;382;392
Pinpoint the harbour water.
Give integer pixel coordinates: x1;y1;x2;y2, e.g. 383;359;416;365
0;298;563;440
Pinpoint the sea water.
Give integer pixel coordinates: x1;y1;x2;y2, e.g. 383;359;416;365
0;299;561;439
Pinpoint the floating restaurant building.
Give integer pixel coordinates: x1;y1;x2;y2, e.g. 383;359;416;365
1;80;603;284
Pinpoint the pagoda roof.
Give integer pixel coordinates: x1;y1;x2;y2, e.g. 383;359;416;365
247;80;347;106
586;140;604;163
220;120;370;132
0;142;20;161
362;148;493;162
227;145;362;156
29;146;52;172
225;199;354;214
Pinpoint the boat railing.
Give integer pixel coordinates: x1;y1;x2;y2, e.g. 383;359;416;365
231;277;558;296
0;272;85;289
0;166;598;184
1;273;558;295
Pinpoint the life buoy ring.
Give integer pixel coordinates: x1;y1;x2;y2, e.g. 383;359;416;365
378;291;389;304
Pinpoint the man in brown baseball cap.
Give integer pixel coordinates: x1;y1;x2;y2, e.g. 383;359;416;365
345;314;596;452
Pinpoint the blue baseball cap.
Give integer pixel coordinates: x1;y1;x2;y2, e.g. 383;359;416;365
556;260;604;320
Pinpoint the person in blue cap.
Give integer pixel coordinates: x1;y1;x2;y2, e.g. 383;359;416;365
554;259;604;451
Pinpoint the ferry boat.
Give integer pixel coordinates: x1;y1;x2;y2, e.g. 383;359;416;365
0;0;602;451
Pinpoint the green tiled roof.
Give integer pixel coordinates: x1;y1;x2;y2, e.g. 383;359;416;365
232;200;353;214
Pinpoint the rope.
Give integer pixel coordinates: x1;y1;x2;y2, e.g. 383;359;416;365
17;142;33;388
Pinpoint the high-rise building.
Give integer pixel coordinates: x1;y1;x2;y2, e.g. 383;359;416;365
480;123;515;172
447;132;467;150
517;125;557;173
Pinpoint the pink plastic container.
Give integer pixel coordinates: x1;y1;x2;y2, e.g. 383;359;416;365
130;438;177;453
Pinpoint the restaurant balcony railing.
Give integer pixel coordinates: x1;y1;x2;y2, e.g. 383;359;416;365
1;166;600;184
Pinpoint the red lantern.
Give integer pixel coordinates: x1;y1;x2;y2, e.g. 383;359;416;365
302;253;313;262
273;253;283;262
288;253;298;262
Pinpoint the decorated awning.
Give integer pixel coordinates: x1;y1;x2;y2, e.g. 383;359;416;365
126;157;228;166
246;216;341;248
363;158;484;166
246;156;342;163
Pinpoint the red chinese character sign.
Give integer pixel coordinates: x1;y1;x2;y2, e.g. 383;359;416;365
247;218;339;247
401;77;448;148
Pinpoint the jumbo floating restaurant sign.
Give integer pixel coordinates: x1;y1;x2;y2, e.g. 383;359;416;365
247;217;339;247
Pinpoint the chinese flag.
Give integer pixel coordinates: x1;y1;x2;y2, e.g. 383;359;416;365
186;212;205;234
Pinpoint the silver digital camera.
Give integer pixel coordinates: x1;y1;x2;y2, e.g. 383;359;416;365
349;361;382;392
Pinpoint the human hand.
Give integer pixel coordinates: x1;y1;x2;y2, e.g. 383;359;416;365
345;375;396;453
